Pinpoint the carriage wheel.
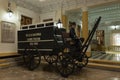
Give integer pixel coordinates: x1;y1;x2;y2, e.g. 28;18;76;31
56;54;75;77
28;53;41;70
23;47;41;70
44;55;58;64
81;54;88;67
75;54;88;69
23;52;41;70
76;54;88;68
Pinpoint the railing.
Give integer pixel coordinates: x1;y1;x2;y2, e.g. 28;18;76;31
108;46;120;51
21;21;56;30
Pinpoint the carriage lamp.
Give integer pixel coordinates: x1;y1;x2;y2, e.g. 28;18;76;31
57;19;63;28
7;2;13;17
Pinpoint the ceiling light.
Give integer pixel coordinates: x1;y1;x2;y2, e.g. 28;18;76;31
8;2;13;17
39;0;45;2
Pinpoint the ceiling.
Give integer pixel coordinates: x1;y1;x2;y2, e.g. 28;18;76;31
10;0;69;13
9;0;119;13
9;0;91;13
10;0;42;12
9;0;120;25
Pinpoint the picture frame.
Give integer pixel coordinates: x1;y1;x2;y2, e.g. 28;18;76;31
1;21;16;43
21;15;32;26
96;30;104;45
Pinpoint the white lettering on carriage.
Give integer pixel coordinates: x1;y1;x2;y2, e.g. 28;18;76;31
26;33;41;42
26;33;41;37
34;43;38;45
30;43;34;45
29;42;38;46
27;38;41;41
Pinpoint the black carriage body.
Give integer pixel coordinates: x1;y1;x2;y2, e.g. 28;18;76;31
18;26;63;55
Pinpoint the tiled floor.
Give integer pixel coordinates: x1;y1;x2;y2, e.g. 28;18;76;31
0;64;119;80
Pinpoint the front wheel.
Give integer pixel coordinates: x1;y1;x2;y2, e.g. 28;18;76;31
81;54;88;67
56;53;75;77
76;54;88;68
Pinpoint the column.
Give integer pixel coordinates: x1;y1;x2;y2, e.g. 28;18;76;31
82;7;91;57
61;15;68;30
77;25;81;38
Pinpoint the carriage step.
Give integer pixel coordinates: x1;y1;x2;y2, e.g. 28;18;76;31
87;62;120;71
0;59;8;63
0;59;11;68
0;63;10;68
0;53;20;59
0;61;23;69
0;57;23;69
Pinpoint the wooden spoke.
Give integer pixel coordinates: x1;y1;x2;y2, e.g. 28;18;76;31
44;55;58;64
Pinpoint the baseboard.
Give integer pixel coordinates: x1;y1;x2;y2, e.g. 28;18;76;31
0;52;20;59
89;59;120;65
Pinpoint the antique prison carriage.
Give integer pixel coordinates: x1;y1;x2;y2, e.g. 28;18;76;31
18;17;101;77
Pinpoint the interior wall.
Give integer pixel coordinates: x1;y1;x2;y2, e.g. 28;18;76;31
65;2;120;51
17;7;40;25
40;10;61;23
91;24;120;48
88;3;120;49
39;0;118;32
88;21;114;49
0;0;18;54
0;0;39;54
